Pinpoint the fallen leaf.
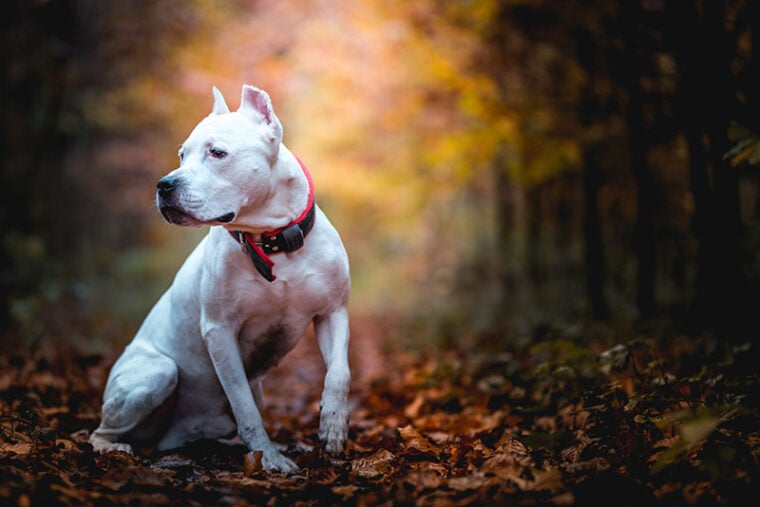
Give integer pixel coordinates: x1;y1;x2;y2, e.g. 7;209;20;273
447;472;495;492
511;469;565;493
404;393;426;419
54;438;78;452
0;441;33;455
351;449;396;479
99;468;131;491
152;454;193;470
40;406;69;416
482;458;525;481
95;450;136;469
398;425;440;460
563;457;610;474
425;430;452;445
332;484;360;500
401;469;445;490
681;415;720;446
69;429;90;444
407;460;448;476
49;481;99;503
0;327;756;507
244;450;263;476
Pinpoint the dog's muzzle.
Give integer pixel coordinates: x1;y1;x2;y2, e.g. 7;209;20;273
157;175;181;202
156;176;235;225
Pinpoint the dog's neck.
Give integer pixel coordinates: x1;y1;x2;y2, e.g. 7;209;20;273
224;146;311;236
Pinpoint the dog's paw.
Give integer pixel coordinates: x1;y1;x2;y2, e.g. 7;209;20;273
319;409;349;455
89;433;134;455
262;448;299;473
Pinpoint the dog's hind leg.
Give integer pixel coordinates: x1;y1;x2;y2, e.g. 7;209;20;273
90;342;178;454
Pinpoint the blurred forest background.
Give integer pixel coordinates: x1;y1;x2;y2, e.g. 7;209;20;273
2;0;759;353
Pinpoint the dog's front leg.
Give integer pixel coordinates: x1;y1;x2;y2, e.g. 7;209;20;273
203;327;297;472
314;306;351;454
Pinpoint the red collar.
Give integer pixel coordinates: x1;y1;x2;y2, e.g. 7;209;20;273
229;156;316;282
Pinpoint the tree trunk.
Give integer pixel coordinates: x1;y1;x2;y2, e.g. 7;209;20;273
669;0;748;341
575;27;610;321
493;156;516;314
527;183;543;286
620;0;657;322
582;145;609;320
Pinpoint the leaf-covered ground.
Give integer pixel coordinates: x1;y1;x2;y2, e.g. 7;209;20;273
1;324;759;506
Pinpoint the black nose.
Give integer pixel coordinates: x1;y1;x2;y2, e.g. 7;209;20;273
157;176;179;199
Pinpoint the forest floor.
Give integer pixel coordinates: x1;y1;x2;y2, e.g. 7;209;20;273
1;321;759;506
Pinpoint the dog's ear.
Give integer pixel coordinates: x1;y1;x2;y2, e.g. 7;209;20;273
210;86;230;115
239;85;283;149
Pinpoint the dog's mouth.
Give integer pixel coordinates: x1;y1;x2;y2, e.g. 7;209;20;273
160;206;202;227
214;212;235;223
159;206;235;227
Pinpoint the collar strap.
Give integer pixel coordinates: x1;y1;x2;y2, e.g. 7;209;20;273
229;156;316;282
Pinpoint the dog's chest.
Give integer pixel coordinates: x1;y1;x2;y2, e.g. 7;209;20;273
238;320;303;379
199;224;347;380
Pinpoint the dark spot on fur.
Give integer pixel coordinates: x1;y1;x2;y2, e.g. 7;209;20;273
244;324;290;379
126;389;178;445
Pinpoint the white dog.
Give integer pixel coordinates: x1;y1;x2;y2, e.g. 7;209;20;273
89;85;351;472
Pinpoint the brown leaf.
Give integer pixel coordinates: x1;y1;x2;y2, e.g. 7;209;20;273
309;466;342;485
99;468;131;491
559;405;590;429
481;459;525;483
152;454;193;471
54;438;78;452
551;491;577;505
535;416;557;431
560;445;580;463
351;449;396;479
683;481;714;504
40;406;69;416
398;425;440;460
401;469;445;491
511;469;565;494
0;441;33;455
49;482;100;505
244;450;263;476
447;472;495;492
484;439;533;470
471;439;493;459
234;476;274;494
135;466;177;488
332;484;360;501
425;430;452;445
404;393;426;419
497;436;530;456
95;450;136;469
563;457;610;474
69;429;91;444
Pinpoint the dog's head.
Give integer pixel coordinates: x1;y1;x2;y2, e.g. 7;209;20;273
156;85;283;227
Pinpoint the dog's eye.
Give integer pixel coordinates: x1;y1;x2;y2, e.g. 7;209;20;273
209;148;228;159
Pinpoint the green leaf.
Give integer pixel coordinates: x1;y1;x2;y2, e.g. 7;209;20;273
727;123;751;143
651;439;687;474
520;429;576;453
723;138;754;161
749;143;760;165
680;414;720;447
650;410;721;474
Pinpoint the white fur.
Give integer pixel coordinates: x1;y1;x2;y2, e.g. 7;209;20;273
90;85;351;473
